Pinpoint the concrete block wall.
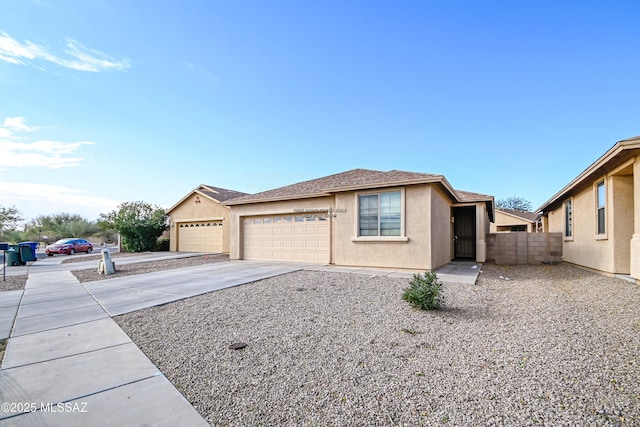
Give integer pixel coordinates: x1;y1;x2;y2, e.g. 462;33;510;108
486;232;562;265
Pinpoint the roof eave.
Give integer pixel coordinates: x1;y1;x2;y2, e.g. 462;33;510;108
538;139;640;213
166;185;223;214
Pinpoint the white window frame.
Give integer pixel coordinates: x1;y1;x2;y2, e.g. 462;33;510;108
595;179;607;239
564;198;573;241
352;188;408;242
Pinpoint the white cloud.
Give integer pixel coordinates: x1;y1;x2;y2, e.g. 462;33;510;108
0;117;95;169
0;32;130;72
0;182;121;220
3;116;36;132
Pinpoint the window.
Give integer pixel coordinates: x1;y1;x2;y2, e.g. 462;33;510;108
358;191;401;236
565;199;572;237
596;181;605;234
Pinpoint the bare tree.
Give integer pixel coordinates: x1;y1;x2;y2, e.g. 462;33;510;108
496;196;533;212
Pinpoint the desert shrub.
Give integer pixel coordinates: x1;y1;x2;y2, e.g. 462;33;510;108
402;271;443;310
155;237;170;252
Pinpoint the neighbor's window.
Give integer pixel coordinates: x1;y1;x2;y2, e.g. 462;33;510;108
358;191;401;236
564;199;572;237
597;181;605;234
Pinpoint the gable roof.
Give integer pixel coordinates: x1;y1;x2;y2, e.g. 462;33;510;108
199;185;249;202
225;168;493;206
497;208;539;223
167;184;248;213
224;169;448;204
538;135;640;213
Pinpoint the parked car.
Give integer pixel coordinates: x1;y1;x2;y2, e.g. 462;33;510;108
46;238;94;256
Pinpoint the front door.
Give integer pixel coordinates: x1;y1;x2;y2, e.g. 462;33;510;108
453;206;476;260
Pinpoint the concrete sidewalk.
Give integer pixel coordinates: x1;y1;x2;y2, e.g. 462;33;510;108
0;260;300;426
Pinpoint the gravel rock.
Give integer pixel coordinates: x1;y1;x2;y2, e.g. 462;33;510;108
115;263;640;426
0;274;27;292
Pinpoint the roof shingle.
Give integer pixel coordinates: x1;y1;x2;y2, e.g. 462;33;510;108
225;168;491;205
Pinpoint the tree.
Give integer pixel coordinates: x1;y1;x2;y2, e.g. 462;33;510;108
496;196;533;212
0;205;23;240
99;201;168;252
26;213;99;242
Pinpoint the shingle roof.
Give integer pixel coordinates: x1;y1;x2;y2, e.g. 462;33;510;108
166;184;249;213
456;190;494;202
225;168;491;205
498;208;539;222
200;185;249;202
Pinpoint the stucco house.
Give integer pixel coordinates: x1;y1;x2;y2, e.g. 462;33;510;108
491;209;540;233
224;169;495;271
167;184;247;253
538;136;640;280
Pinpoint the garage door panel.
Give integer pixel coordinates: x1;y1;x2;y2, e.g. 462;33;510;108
243;214;329;264
178;221;223;252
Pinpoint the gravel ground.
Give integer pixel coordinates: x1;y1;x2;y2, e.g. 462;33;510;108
71;253;229;283
116;263;640;426
0;273;26;292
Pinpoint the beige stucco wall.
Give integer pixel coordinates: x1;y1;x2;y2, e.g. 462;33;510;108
228;197;335;261
490;210;533;233
545;168;635;275
332;184;448;271
168;193;231;252
430;185;455;269
631;158;640;279
611;175;634;273
229;184;491;270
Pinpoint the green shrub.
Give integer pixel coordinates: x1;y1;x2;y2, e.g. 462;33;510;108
402;271;443;310
155;237;170;252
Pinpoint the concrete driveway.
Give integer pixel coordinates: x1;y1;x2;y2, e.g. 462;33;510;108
0;258;300;426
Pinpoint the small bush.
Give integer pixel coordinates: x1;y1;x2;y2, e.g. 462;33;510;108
402;271;443;310
155;237;170;252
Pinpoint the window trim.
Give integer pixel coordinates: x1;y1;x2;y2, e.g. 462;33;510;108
595;179;607;239
353;188;407;242
564;198;573;241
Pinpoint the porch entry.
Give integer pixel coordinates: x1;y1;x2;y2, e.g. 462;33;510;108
453;206;476;260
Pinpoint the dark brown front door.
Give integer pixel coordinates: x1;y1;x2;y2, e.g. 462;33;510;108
453;207;476;260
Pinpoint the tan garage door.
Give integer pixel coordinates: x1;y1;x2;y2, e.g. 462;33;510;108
177;221;223;252
243;214;329;263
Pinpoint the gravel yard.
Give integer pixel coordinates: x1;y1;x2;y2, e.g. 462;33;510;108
115;263;640;426
0;274;26;292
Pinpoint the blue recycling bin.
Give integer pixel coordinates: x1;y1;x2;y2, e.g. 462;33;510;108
18;242;38;262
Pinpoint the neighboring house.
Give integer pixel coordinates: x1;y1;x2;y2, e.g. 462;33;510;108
491;209;540;233
538;136;640;279
167;185;248;253
224;169;495;271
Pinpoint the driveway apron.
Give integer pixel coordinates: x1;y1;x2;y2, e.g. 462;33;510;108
0;257;300;426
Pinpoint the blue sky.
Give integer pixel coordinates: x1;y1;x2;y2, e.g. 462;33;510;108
1;1;639;221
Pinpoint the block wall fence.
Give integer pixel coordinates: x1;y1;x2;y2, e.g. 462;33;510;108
486;232;563;265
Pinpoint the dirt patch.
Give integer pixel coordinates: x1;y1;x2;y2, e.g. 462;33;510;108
0;274;27;292
71;254;229;283
0;339;5;363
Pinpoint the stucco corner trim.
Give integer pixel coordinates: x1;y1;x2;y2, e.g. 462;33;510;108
350;236;410;243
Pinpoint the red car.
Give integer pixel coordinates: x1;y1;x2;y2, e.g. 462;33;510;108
46;238;94;256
